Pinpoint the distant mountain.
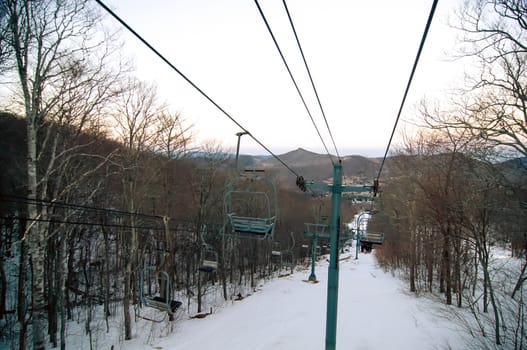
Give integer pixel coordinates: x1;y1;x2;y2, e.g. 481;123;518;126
496;157;527;184
234;148;381;189
270;148;330;166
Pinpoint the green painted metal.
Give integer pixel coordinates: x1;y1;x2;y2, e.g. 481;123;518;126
306;163;376;350
200;226;219;273
325;162;343;350
226;131;277;240
361;231;384;245
222;175;278;240
200;244;218;273
309;234;318;281
140;267;182;314
355;212;370;259
304;223;330;282
305;223;331;239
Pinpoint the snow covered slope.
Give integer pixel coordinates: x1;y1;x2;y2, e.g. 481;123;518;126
134;252;466;350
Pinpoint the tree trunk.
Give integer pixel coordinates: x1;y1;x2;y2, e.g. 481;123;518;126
479;245;490;314
511;262;527;300
409;228;416;293
0;252;6;320
443;231;452;305
49;236;58;347
123;221;137;341
453;234;462;307
27;113;47;349
102;225;111;330
66;235;75;320
59;231;67;350
426;236;434;293
472;245;478;298
483;264;501;345
221;239;228;301
197;269;203;313
18;218;28;350
123;259;132;340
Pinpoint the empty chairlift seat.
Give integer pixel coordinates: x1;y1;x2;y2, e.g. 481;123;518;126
228;214;276;236
199;246;219;273
360;231;385;245
144;296;183;314
222;172;278;240
140;268;182;314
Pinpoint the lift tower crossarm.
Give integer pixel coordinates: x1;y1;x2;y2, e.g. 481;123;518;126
307;183;374;194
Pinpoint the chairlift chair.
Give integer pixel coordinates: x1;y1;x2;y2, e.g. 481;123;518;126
277;232;296;274
222;171;278;240
360;231;385;245
281;250;294;268
271;241;282;257
304;223;330;239
140;266;182;314
270;241;282;269
199;244;219;273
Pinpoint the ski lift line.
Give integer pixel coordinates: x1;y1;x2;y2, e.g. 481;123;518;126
360;231;385;245
254;0;336;166
1;215;167;232
199;225;219;272
281;0;341;161
1;195;210;234
374;0;439;184
1;194;166;221
95;0;301;179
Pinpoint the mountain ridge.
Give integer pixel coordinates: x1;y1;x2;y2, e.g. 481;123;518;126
235;148;381;189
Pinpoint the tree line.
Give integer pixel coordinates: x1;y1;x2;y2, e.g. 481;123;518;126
0;1;344;348
2;0;526;349
369;1;527;348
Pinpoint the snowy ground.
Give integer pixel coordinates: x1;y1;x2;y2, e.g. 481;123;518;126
116;251;467;350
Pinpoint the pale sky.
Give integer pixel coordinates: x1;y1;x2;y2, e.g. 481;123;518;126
102;0;466;157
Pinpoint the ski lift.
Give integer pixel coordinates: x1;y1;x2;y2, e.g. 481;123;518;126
222;170;278;240
199;244;219;273
360;231;385;245
199;224;219;273
270;241;282;268
281;250;294;268
304;223;330;239
140;266;182;314
271;241;282;257
277;232;296;275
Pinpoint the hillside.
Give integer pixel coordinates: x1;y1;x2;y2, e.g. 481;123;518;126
235;148;382;189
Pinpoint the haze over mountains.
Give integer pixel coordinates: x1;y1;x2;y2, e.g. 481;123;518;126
236;148;382;189
234;147;527;191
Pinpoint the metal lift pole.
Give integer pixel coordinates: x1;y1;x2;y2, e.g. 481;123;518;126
355;211;368;259
325;161;343;350
235;131;249;171
309;234;318;281
305;161;374;350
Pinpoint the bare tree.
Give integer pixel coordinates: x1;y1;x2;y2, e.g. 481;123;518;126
445;0;527;156
1;0;125;348
0;0;13;72
188;141;230;310
110;78;189;338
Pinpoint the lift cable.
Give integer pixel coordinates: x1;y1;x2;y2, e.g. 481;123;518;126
281;0;341;161
95;0;300;178
2;194;163;220
370;0;439;211
254;0;335;166
0;194;198;230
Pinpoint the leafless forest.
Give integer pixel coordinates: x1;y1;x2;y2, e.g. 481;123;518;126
1;1;527;349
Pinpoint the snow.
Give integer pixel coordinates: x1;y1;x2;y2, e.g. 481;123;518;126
116;252;466;350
